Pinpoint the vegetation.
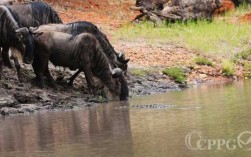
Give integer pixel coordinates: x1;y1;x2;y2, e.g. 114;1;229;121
222;60;235;77
116;20;251;58
235;49;251;60
115;3;251;60
194;56;213;66
114;4;251;79
130;68;148;76
244;61;251;78
162;67;186;83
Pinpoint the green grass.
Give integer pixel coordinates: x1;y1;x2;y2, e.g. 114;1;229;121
236;49;251;60
162;67;186;83
130;69;148;76
222;60;235;77
116;20;251;58
243;61;251;77
194;56;213;66
115;3;251;59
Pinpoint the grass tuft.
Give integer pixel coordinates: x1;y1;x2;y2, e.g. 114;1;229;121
162;67;186;83
194;56;213;66
130;69;148;76
222;60;235;77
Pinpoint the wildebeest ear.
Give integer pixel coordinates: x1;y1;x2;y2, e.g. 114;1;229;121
16;32;23;40
123;59;130;64
112;68;123;78
15;27;29;39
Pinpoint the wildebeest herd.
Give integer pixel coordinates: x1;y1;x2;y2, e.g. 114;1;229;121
0;2;130;101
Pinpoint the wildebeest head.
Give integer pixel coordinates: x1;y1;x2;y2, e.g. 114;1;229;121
15;27;34;64
115;52;130;75
112;68;129;101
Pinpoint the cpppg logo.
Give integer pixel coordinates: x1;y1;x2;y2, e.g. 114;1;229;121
185;131;251;151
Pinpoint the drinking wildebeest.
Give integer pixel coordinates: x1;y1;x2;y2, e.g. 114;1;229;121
0;5;34;80
0;2;62;82
29;21;130;86
31;30;129;101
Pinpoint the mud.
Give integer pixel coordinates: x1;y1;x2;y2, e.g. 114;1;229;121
0;63;180;115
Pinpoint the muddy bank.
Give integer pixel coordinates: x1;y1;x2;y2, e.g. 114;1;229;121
0;63;180;115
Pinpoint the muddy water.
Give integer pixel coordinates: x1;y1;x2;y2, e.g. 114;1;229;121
1;81;251;157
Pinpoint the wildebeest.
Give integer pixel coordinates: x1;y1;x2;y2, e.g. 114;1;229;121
0;2;62;81
31;30;129;101
29;21;130;86
0;5;34;80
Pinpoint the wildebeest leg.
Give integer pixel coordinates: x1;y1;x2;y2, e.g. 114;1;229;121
32;52;40;78
34;57;48;89
68;69;82;86
44;65;56;88
0;52;3;79
13;57;24;83
2;47;12;68
82;66;96;95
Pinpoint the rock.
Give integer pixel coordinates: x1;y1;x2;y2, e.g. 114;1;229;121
37;91;52;102
0;90;18;108
0;96;18;108
13;92;40;103
199;74;208;79
18;104;39;113
1;107;18;115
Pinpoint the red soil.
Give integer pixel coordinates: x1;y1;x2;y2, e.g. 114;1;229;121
240;13;251;22
45;0;138;27
214;0;235;14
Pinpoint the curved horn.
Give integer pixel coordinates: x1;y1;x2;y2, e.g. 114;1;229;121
15;27;29;33
34;20;40;26
118;52;126;60
118;52;123;58
29;26;38;33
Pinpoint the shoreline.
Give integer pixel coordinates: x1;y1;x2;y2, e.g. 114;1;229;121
0;62;236;116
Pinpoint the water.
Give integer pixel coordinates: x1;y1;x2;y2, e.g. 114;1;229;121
1;80;251;157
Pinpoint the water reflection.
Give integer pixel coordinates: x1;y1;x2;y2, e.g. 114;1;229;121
1;81;251;157
0;102;133;157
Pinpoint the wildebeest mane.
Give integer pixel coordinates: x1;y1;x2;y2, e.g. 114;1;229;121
0;5;21;45
7;2;62;27
31;2;62;26
65;21;117;60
